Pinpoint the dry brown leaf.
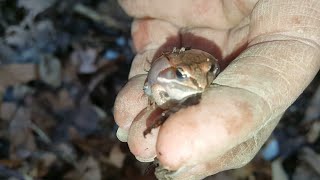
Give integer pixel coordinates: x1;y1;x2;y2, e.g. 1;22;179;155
300;148;320;175
71;47;98;74
271;159;288;180
38;55;62;87
5;26;31;49
107;143;126;168
304;84;320;122
64;156;101;180
0;159;22;168
9;107;36;160
30;152;57;178
55;143;77;164
0;64;37;88
0;102;17;121
72;136;113;156
307;121;320;143
70;105;100;137
18;0;55;16
293;148;320;180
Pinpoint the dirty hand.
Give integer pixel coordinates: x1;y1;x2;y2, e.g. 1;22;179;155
114;0;320;179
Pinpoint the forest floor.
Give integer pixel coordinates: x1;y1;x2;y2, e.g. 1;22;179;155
0;0;319;180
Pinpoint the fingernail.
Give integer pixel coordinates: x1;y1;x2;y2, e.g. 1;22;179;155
116;128;128;142
136;155;155;162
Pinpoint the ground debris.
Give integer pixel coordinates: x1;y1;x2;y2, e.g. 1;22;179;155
9;107;36;160
0;0;137;179
64;156;101;180
0;0;320;179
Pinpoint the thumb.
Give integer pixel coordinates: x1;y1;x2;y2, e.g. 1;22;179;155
156;86;271;171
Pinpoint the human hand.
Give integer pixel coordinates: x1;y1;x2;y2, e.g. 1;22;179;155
114;0;320;179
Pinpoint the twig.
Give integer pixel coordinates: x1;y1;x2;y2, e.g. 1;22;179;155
30;122;52;144
73;4;127;31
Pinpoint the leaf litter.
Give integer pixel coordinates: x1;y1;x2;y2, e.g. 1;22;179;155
0;0;320;180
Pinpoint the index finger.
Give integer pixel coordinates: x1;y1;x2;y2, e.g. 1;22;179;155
118;0;258;29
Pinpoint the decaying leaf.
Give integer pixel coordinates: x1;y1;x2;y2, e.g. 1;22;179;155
38;55;61;87
18;0;55;16
107;143;126;168
0;64;37;88
30;152;57;178
71;47;98;74
304;83;320;122
299;148;320;175
307;121;320;143
0;102;17;121
271;159;288;180
64;156;101;180
9;107;36;160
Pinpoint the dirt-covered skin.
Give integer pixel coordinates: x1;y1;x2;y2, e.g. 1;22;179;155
114;0;320;179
